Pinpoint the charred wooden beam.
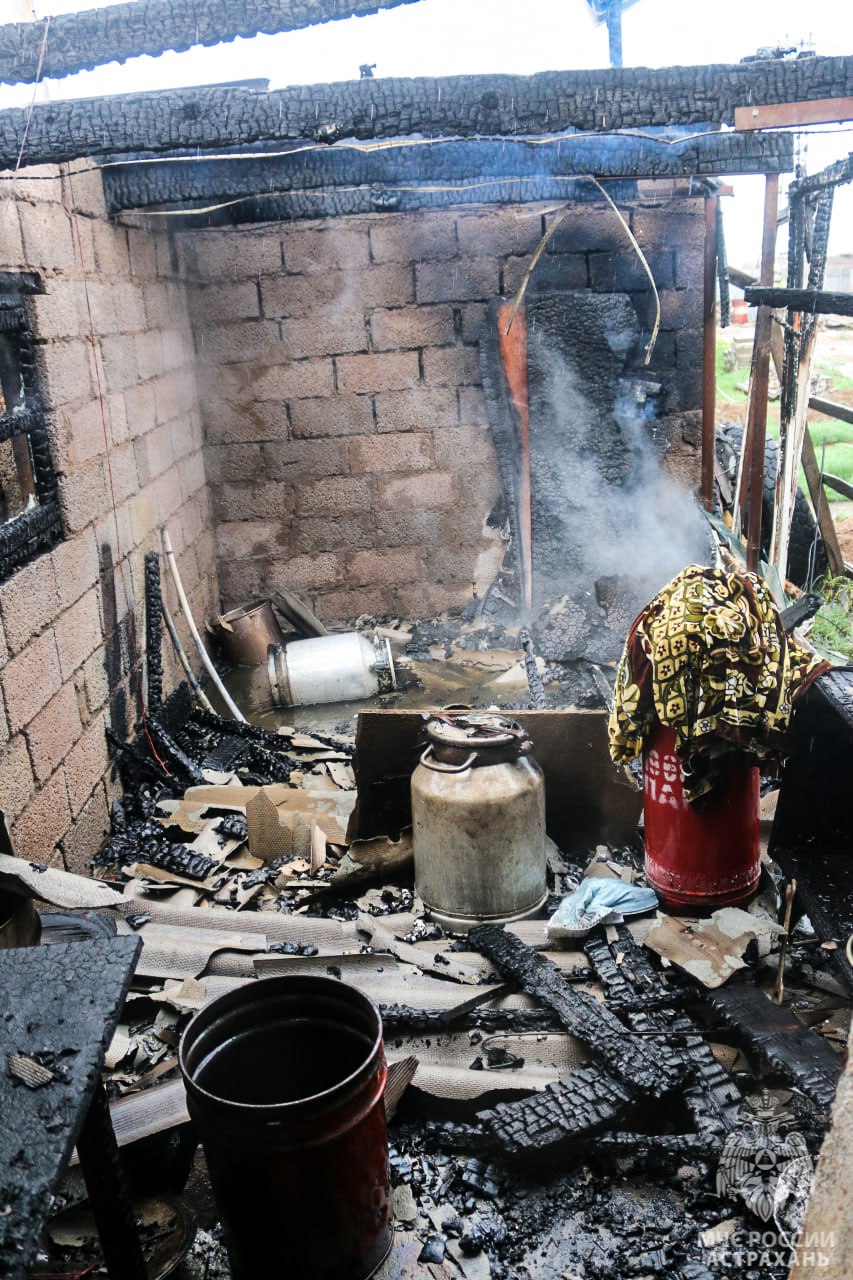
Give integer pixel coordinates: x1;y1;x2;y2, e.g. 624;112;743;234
790;150;853;197
744;286;853;316
0;58;849;170
122;178;645;227
101;131;795;213
0;0;421;87
469;924;684;1098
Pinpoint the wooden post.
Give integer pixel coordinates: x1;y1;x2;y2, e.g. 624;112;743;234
701;194;718;512
746;173;780;573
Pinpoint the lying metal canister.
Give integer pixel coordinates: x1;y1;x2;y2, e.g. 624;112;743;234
411;713;547;933
267;631;396;707
210;600;285;667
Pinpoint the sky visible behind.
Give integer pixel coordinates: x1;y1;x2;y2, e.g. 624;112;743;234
3;0;852;265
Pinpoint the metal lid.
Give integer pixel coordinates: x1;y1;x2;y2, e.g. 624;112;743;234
425;713;527;752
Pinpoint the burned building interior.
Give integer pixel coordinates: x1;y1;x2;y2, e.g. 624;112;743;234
1;1;853;1278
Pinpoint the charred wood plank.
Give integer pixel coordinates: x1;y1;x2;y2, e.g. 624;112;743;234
790;151;853;197
101;131;796;213
0;0;421;87
469;924;683;1097
476;1065;634;1158
706;983;842;1111
0;58;850;169
743;286;853;316
134;178;641;227
809;396;853;426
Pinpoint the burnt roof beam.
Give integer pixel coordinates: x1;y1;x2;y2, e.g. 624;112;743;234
0;57;849;171
0;0;422;87
101;131;796;214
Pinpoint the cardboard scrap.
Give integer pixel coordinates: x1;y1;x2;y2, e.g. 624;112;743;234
645;908;785;989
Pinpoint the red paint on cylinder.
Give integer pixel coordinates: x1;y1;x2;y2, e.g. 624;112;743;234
180;976;392;1280
643;723;760;913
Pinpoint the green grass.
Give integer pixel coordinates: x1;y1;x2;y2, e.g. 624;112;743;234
716;338;853;503
811;576;853;661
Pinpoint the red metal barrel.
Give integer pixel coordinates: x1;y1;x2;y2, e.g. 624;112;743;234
180;975;392;1280
643;723;760;912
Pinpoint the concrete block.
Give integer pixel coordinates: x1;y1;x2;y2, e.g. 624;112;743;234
456;209;543;258
297;474;373;517
458;384;489;427
374;386;457;434
459;302;487;344
56;587;103;681
123;380;157;435
18;199;76;270
81;646;110;718
289;395;374;439
61;781;110;874
345;550;422;588
64;159;107;218
415;258;498;304
0;734;35;823
349;431;432;474
0;553;60;654
134;329;165;382
314;587;393;625
66;398;109;467
58;461;108;534
292;513;372;555
51;528;100;612
377;470;455;510
11;764;72;860
207;442;263;485
113;282;148;334
588;249;675;292
375;507;454;547
396;581;475;617
336;351;419;395
191;281;260;324
30;281;88;341
91;219;130;276
262;263;414;318
63;712;110;817
195;231;283;281
266;552;342;592
547;206;632;255
282;226;370;274
41;338;97;406
196;321;280;367
421;346;481;387
370;304;455;352
524;252;588;293
369;214;457;264
0;203;25;267
434;424;495;468
98;333;138;395
212;480;292;522
1;628;62;734
263;436;348;483
25;681;83;783
280;311;368;359
127;226;159;280
254;358;335;401
217;557;266;608
215;519;286;563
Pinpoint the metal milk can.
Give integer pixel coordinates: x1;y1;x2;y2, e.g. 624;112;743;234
411;713;547;933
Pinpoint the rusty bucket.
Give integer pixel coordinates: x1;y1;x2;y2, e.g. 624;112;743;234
210;600;284;667
180;975;392;1280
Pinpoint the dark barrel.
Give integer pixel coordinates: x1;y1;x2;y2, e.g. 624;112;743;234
180;975;392;1279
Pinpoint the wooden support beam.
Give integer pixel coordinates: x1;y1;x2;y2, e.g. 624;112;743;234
0;58;849;170
735;96;853;130
744;287;853;316
809;396;853;427
746;174;780;574
790;151;853;197
801;429;845;577
100;131;796;214
0;0;422;86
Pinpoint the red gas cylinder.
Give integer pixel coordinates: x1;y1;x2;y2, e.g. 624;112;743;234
643;723;760;913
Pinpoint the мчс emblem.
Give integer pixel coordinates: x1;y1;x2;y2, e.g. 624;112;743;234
716;1092;813;1224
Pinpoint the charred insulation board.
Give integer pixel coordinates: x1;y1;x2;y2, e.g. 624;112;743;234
706;983;842;1111
0;936;141;1280
469;925;683;1098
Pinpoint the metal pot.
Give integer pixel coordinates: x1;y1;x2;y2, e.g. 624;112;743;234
411;713;547;933
180;975;392;1280
268;632;396;708
211;600;284;667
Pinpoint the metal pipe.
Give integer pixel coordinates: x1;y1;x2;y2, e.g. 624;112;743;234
160;526;246;722
161;598;216;714
701;194;719;512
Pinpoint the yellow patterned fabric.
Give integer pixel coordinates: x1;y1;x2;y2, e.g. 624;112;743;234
608;565;829;803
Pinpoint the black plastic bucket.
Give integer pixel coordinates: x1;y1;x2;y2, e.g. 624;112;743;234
180;975;392;1279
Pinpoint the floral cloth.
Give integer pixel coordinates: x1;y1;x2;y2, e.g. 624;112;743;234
608;565;829;803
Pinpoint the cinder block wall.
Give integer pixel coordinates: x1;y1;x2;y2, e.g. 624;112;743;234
0;161;216;871
179;188;704;623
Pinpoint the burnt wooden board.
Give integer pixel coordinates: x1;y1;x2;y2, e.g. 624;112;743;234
349;708;641;851
0;936;141;1280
